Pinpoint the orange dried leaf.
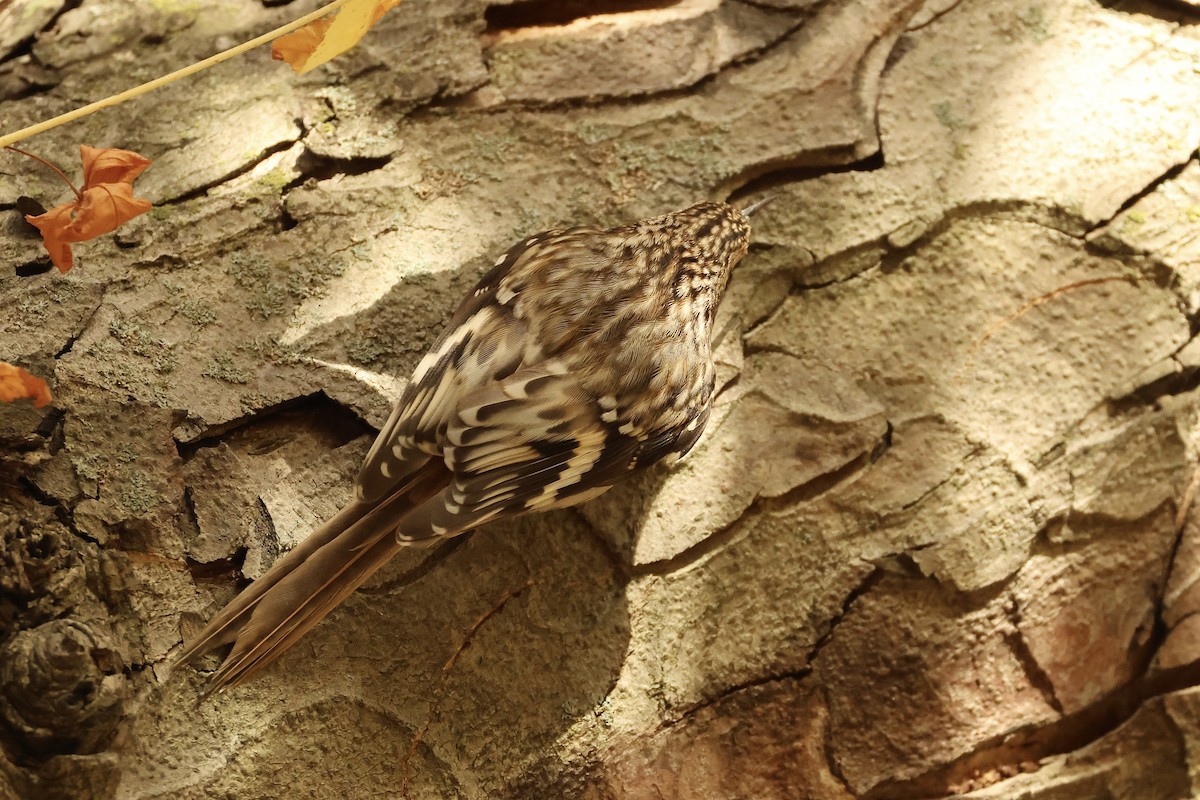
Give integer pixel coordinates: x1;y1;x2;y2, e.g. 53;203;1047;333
24;145;153;272
272;18;334;69
0;362;52;408
81;144;151;186
272;0;401;74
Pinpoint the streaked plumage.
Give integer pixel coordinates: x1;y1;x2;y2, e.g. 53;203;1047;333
177;200;759;691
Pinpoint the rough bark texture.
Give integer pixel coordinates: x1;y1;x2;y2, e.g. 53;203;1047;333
2;0;1200;797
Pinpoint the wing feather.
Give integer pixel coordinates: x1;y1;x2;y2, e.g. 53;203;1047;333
395;367;645;538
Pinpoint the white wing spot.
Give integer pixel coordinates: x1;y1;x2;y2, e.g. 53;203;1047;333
505;375;540;400
380;461;392;478
599;395;617;410
496;286;516;304
618;422;636;435
430;524;448;536
601;409;619;423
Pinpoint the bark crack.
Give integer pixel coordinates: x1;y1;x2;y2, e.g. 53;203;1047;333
904;0;967;31
630;428;888;578
469;13;814;114
1004;596;1065;715
1086;152;1199;236
0;0;81;69
53;287;105;360
157;134;304;206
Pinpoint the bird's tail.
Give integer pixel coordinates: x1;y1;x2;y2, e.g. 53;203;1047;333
175;461;451;693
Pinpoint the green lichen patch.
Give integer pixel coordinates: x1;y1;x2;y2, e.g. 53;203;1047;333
203;352;252;385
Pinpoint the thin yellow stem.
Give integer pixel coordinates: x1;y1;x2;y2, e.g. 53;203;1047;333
0;0;352;149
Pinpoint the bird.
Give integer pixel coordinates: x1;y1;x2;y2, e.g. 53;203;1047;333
176;198;767;692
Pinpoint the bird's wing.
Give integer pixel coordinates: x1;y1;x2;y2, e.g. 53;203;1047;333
355;228;597;503
355;304;527;503
395;363;677;539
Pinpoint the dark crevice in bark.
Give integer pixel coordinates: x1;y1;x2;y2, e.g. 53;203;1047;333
54;299;103;360
13;260;52;277
0;37;35;69
283;149;394;193
938;198;1092;238
483;0;684;33
2;77;60;101
468;11;811;115
661;669;812;731
807;564;885;665
53;316;91;359
883;31;917;73
1004;599;1065;715
866;656;1200;800
0;0;81;67
8;199;47;266
886;441;990;517
254;495;278;561
660;566;882;737
156;135;302;207
32;408;63;442
185;547;248;583
279;202;299;231
781;199;1099;300
903;0;967;32
768;431;889;510
1094;0;1200;24
726;149;886;205
1106;335;1200;411
16;475;58;510
1148;466;1200;694
1086;152;1198;236
630;431;887;579
865;503;1190;800
627;510;752;578
14;195;46;219
789;245;886;294
174;391;373;458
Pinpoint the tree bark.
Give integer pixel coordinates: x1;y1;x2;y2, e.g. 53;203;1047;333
3;0;1200;797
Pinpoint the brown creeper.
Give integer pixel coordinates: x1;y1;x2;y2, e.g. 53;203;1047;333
178;199;765;691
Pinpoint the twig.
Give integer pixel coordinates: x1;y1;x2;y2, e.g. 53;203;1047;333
401;578;537;797
4;145;81;200
969;276;1133;356
0;0;353;149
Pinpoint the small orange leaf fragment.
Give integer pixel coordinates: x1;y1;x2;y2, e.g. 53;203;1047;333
0;363;52;408
80;144;152;186
24;145;153;272
272;0;401;74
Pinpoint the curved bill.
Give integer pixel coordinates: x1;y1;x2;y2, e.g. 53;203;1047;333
740;195;775;217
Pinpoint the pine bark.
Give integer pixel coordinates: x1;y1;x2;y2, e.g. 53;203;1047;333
3;0;1200;797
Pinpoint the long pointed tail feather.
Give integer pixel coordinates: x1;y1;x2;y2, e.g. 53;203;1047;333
177;461;451;693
